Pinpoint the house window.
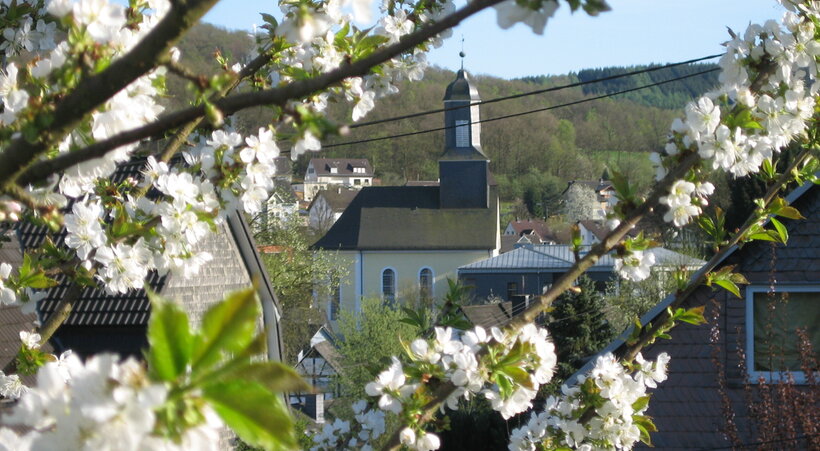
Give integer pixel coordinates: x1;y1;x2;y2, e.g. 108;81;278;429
507;282;518;301
330;167;338;174
364;179;370;185
455;120;469;147
419;268;433;299
354;167;365;174
746;285;819;383
382;268;396;303
329;280;341;321
354;179;361;185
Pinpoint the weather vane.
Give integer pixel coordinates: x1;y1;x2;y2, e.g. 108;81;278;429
459;35;465;70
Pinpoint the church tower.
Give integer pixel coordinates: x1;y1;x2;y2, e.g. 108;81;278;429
439;69;490;209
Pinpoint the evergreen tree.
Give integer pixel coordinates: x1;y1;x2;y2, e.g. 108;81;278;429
548;276;616;384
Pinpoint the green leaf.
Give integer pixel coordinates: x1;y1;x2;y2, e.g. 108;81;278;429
675;305;706;326
770;217;789;244
748;230;780;242
776;206;804;220
632;395;650;412
192;287;260;371
633;415;657;446
714;279;741;298
204;381;295;450
208;361;310;394
147;291;193;382
260;13;278;28
499;365;533;389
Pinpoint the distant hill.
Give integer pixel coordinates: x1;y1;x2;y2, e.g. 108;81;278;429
169;25;721;210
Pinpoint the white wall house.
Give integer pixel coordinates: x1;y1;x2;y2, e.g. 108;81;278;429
303;158;374;202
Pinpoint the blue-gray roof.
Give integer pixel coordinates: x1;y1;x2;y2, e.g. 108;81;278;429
459;244;705;273
459;245;613;272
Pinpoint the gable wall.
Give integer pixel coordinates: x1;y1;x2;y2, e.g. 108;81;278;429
161;221;254;328
637;185;820;449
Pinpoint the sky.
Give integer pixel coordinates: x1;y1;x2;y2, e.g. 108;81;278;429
196;0;786;79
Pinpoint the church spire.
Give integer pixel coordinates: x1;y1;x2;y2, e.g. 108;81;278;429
442;68;486;160
439;65;490;209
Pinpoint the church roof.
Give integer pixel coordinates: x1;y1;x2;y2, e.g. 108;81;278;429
443;69;480;101
311;186;497;251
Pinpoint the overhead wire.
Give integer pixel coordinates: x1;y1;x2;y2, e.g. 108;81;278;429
324;66;720;149
348;53;722;130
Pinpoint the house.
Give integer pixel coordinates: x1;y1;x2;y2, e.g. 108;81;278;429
14;159;283;363
562;172;616;221
504;219;567;245
0;230;53;385
308;186;360;233
458;244;704;302
292;326;342;423
568;176;820;449
303;158;373;202
254;156;299;231
312;69;500;324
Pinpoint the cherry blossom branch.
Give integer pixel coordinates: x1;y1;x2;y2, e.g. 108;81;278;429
379;150;702;450
619;146;817;362
0;0;222;186
15;0;505;187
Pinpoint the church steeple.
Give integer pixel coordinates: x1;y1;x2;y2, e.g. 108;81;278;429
442;69;487;160
439;68;490;209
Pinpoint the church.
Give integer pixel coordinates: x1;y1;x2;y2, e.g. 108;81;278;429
312;70;500;321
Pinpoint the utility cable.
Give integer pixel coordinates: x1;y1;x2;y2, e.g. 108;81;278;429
348;53;722;130
324;67;719;149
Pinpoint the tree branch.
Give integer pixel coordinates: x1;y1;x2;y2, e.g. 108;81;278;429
16;0;505;187
0;0;221;186
618;146;817;362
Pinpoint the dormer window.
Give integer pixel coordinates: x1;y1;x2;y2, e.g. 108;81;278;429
455;120;469;147
330;167;338;174
353;167;365;174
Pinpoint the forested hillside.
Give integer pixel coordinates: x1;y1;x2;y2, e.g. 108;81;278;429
171;24;721;210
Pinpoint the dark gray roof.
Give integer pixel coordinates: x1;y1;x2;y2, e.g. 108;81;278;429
443;69;480;101
15;159;165;327
312;186;497;250
13;158;283;361
0;231;53;373
273;156;292;176
309;158;373;177
566;175;819;450
312;187;359;212
460;302;514;329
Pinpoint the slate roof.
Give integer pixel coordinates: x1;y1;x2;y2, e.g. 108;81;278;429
310;187;359;212
567;176;820;450
459;245;613;272
0;230;53;372
11;158;283;361
579;220;608;240
13;160;165;327
460;302;514;329
273;156;292;177
312;186;497;250
506;220;552;239
562;179;614;195
309;158;373;177
460;244;704;274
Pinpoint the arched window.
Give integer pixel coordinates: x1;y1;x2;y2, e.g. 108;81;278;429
382;268;396;302
419;267;433;299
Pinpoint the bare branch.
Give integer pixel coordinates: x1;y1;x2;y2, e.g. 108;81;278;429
0;0;221;185
16;0;505;187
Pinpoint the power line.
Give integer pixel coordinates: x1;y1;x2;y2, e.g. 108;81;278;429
348;53;722;130
324;67;719;149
